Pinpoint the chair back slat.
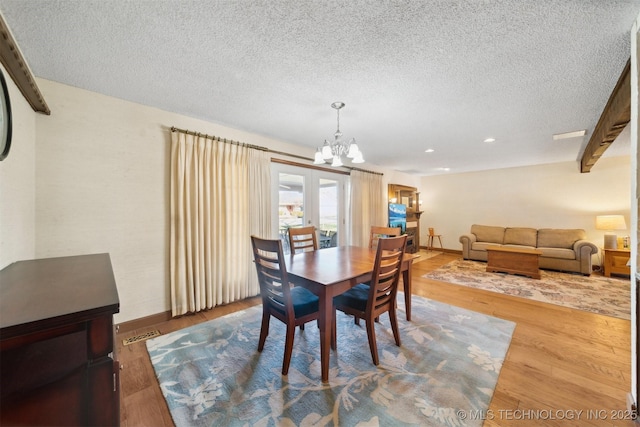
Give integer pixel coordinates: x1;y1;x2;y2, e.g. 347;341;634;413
251;236;294;320
369;235;407;314
288;226;319;254
369;225;402;249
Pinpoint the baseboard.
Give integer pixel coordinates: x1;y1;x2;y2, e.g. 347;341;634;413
116;310;172;334
418;246;461;255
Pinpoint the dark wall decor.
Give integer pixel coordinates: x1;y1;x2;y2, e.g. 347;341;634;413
0;69;11;161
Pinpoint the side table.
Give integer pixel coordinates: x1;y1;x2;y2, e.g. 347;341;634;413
602;248;631;277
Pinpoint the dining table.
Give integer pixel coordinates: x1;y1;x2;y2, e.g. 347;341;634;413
284;245;420;382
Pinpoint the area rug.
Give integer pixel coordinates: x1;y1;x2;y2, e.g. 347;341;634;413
146;295;515;426
423;259;630;320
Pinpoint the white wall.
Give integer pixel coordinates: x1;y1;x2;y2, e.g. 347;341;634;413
419;156;631;254
0;63;37;268
33;79;311;324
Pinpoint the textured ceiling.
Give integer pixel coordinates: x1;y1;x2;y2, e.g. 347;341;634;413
0;0;638;176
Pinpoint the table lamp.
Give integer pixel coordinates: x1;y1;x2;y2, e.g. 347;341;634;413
595;215;627;249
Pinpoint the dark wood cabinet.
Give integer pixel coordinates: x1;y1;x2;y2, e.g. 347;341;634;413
0;253;120;426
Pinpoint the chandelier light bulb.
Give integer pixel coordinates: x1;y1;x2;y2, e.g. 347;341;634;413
321;140;333;160
313;148;325;164
351;150;364;163
346;139;359;158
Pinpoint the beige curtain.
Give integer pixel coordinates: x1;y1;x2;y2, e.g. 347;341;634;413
170;131;271;317
349;170;384;247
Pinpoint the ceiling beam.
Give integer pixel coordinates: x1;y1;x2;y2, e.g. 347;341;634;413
580;59;630;173
0;13;49;115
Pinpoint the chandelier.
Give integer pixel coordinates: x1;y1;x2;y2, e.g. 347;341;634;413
314;102;364;167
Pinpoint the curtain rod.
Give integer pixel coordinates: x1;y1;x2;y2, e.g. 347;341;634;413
170;126;268;151
170;126;383;176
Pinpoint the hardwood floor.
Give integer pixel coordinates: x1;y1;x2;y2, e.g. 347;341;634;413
117;252;635;426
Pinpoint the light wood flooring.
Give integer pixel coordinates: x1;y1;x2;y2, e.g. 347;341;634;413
117;252;635;426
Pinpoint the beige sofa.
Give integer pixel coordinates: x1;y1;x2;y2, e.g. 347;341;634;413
459;224;598;275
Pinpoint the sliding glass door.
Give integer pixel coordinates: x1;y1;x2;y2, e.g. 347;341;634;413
271;163;347;254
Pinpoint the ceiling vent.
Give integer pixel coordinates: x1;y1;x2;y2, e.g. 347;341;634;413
552;130;586;140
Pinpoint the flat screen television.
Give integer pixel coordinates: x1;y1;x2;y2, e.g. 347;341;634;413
388;203;407;233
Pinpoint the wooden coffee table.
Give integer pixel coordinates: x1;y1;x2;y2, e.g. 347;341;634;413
486;246;543;279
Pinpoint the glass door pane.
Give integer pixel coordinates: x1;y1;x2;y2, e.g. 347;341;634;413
277;172;305;254
271;163;347;254
318;178;338;249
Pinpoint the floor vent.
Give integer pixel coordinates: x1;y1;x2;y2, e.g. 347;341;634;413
122;330;161;346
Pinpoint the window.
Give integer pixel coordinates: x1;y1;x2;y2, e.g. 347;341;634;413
271;163;347;254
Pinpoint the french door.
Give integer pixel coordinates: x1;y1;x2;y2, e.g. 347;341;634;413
271;163;347;254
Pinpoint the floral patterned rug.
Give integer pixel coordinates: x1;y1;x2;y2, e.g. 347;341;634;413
146;295;515;426
423;259;630;320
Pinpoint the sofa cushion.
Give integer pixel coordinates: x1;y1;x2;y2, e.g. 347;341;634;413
471;224;505;244
537;229;586;249
502;244;537;251
504;227;537;247
471;241;501;251
538;247;576;260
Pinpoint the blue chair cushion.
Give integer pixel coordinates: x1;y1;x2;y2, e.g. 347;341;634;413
334;283;370;312
271;286;319;317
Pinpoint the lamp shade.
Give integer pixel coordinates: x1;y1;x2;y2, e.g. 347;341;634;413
595;215;627;231
596;215;627;249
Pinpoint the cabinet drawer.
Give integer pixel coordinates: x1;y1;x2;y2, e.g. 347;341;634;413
1;329;87;398
610;254;630;269
0;366;87;426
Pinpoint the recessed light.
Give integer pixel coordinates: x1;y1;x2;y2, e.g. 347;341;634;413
437;167;450;172
483;138;496;143
552;130;586;140
425;148;435;153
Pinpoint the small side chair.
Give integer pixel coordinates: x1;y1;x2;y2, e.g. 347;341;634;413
427;227;443;251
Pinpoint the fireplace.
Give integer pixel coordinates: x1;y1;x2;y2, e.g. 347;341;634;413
405;227;418;253
388;184;423;253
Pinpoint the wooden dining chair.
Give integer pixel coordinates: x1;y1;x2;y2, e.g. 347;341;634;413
334;234;407;365
427;227;443;251
368;225;401;249
251;235;324;375
288;226;319;254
